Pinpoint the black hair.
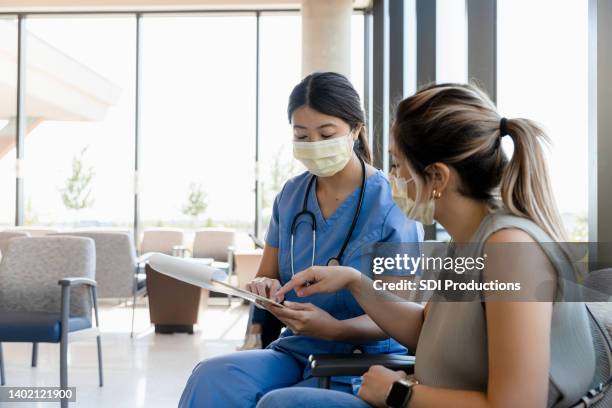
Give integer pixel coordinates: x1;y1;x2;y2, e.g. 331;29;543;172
287;72;372;165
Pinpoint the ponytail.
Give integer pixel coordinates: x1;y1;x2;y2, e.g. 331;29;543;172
392;83;568;242
500;118;568;241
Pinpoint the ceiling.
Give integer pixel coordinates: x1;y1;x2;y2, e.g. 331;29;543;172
0;0;372;13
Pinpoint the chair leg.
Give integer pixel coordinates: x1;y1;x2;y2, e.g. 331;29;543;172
60;337;68;408
96;335;103;387
131;290;137;338
91;285;103;387
31;342;38;367
60;285;70;408
0;342;6;385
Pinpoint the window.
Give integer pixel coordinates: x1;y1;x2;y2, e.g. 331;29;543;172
23;16;136;228
258;14;304;233
436;0;467;84
140;15;257;233
0;16;17;228
497;0;589;240
351;13;365;100
5;11;366;236
258;13;366;234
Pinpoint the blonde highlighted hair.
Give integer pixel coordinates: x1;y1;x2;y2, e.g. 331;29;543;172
392;83;567;242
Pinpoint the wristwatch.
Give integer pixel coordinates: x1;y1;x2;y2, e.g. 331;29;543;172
385;378;419;408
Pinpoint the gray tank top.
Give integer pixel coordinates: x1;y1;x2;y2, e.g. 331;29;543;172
414;211;596;408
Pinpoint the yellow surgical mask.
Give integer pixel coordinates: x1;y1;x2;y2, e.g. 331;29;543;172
293;134;354;177
389;175;435;225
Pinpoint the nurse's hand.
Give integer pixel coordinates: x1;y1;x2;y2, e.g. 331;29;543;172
246;277;284;303
275;266;362;299
265;301;341;340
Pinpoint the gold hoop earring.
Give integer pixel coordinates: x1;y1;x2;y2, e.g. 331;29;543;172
432;189;442;200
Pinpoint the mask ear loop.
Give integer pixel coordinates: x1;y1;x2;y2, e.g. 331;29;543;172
413;174;430;206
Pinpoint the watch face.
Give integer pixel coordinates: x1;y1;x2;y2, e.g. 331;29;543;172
386;381;411;408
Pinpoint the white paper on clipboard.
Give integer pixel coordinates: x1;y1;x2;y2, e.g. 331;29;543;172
148;253;284;308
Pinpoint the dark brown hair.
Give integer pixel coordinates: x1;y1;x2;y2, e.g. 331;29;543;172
392;83;567;241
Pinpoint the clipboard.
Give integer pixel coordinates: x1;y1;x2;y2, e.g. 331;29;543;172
149;252;284;308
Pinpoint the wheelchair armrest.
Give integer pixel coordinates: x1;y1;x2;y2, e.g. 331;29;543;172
309;354;415;378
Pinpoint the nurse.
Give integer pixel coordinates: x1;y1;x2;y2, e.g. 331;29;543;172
178;72;422;408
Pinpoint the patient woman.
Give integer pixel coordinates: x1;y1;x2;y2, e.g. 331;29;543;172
260;83;596;408
178;72;422;407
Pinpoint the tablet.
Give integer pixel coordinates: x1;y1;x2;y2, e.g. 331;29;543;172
210;279;285;308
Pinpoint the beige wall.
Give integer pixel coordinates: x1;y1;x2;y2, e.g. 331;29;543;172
301;0;352;77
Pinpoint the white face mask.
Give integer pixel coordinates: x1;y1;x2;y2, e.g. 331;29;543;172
389;175;435;225
293;134;355;177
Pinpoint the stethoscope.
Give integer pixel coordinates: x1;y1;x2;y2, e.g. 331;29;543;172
289;155;366;277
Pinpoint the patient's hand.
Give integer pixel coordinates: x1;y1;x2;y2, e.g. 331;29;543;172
359;365;408;408
264;301;341;341
275;266;361;299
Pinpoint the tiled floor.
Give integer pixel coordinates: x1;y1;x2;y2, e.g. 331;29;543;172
1;299;249;407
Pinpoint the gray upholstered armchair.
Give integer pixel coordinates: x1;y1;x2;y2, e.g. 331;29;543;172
0;231;30;259
140;228;184;255
192;228;235;305
192;228;235;266
52;231;153;336
0;236;102;408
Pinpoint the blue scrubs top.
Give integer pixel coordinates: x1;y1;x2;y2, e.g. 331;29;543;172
264;169;423;378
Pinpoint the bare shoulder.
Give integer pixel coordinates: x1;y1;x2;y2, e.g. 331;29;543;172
485;227;546;263
484;227;557;300
486;228;536;244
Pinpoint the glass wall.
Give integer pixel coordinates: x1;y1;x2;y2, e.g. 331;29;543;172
0;16;17;228
498;0;589;240
1;12;366;236
258;13;365;234
258;14;304;231
23;16;135;229
140;15;257;232
436;0;467;84
351;13;365;101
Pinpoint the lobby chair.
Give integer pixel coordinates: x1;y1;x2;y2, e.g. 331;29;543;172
0;231;30;259
192;228;236;267
192;228;236;305
310;353;415;389
584;268;612;407
140;228;184;255
52;231;153;336
232;249;263;291
0;236;102;407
